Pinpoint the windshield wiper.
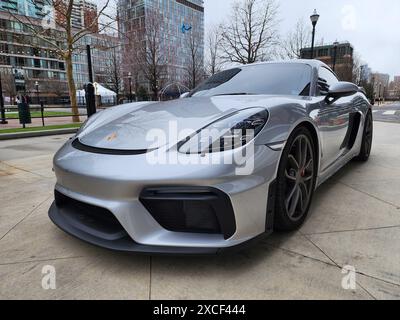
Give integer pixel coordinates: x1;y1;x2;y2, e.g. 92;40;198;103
213;93;254;97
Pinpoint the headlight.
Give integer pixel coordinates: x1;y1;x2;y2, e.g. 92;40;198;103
178;108;268;154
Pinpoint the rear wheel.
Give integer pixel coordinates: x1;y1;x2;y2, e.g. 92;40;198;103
354;111;373;162
274;127;317;231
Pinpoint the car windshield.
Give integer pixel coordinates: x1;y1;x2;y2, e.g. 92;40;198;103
189;63;312;97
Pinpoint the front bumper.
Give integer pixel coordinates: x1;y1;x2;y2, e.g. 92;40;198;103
49;201;270;255
49;138;280;254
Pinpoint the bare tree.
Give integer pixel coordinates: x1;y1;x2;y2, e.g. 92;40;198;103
351;52;362;84
1;72;17;104
219;0;279;64
26;78;68;101
185;31;205;89
7;0;115;122
102;47;123;102
43;80;68;99
122;41;140;100
280;19;310;59
205;27;223;76
132;9;168;100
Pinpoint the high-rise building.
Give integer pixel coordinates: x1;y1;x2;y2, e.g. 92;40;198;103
55;0;98;31
0;8;119;102
300;42;354;82
371;72;390;99
0;9;67;99
0;0;45;18
82;0;98;32
72;34;121;89
388;80;400;100
360;64;372;83
117;0;204;94
387;76;400;100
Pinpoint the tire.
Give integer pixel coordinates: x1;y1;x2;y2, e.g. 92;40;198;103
274;127;318;232
354;111;373;162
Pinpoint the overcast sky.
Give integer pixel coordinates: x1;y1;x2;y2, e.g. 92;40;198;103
204;0;400;79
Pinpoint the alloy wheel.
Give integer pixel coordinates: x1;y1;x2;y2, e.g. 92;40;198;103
364;113;373;157
284;134;315;221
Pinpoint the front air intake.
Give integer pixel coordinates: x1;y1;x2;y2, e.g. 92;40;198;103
54;190;127;241
139;187;236;240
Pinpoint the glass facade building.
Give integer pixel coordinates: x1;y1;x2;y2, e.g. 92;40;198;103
118;0;204;91
0;4;120;101
0;0;45;18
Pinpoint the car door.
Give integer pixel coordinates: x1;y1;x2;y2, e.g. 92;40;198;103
316;67;354;172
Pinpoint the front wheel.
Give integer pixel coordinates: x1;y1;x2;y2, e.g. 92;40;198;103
274;127;317;231
354;111;373;162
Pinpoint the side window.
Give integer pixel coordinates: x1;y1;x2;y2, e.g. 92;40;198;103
318;67;339;95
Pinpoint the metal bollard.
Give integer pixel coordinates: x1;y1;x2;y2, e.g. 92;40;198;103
40;101;45;127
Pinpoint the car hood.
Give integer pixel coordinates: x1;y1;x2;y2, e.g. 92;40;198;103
78;95;302;151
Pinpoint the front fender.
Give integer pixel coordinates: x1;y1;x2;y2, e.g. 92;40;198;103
256;101;320;146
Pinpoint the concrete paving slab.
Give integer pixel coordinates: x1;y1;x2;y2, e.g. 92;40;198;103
0;161;41;181
0;162;54;239
0;254;149;300
339;180;400;208
0;197;112;264
308;227;400;287
332;161;400;184
263;232;334;265
370;144;400;169
0;172;53;201
3;154;55;179
328;153;400;209
300;181;400;235
0;193;52;240
0;135;72;161
357;274;400;300
150;246;371;300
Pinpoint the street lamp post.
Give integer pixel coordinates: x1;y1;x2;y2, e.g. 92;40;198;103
0;71;8;124
86;45;94;84
383;86;386;103
378;82;382;106
35;81;39;104
332;41;339;72
35;81;44;127
310;9;320;59
128;72;132;103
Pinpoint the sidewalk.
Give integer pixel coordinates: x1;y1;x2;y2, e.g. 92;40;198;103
1;123;400;299
0;116;87;129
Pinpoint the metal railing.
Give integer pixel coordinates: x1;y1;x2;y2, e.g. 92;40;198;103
0;102;116;128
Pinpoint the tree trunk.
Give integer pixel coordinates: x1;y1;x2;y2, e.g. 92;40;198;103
65;52;80;123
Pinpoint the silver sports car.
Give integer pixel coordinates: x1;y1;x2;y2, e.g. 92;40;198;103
49;60;373;254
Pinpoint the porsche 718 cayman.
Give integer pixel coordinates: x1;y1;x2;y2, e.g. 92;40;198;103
49;60;373;254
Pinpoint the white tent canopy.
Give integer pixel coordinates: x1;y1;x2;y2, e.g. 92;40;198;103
77;82;117;104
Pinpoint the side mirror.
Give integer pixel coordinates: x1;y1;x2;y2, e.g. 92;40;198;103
358;87;366;95
180;92;190;99
326;82;359;103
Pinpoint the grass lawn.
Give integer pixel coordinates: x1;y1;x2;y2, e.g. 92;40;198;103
6;111;73;119
0;123;82;134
